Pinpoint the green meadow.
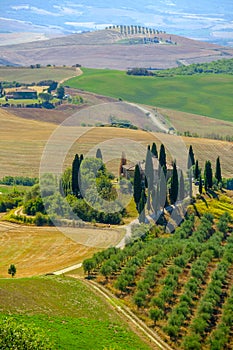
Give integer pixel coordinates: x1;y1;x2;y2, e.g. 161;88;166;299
66;68;233;122
0;276;151;350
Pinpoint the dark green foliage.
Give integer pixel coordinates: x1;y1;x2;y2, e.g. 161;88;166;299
139;188;146;223
162;58;233;76
187;145;195;169
24;196;45;215
38;92;53;102
0;176;38;186
127;68;154;76
96;148;103;160
71;154;80;196
0;318;53;349
199;175;203;194
8;264;16;277
149;308;163;325
159;144;167;171
215;156;222;184
133;164;142;210
194;160;200;180
56;86;65;99
119;151;127;175
170;161;178;204
179;170;185;201
151;142;158;158
204;160;213;190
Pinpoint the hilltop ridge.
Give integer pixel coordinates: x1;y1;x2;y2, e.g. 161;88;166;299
1;29;233;69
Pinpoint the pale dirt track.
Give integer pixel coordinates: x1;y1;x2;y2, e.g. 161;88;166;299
80;278;174;350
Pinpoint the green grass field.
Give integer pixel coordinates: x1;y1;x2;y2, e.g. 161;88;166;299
0;276;151;350
66;68;233;122
0;66;78;84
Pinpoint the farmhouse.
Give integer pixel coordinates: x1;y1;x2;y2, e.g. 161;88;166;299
6;88;37;100
122;158;173;182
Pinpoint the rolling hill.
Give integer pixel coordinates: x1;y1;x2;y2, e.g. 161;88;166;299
0;108;232;179
1;29;233;69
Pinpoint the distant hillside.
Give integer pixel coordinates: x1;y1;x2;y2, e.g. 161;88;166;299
1;29;233;69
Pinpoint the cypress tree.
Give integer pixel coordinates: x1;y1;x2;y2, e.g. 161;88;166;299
96;148;103;160
151;142;158;158
159;144;167;170
159;169;168;210
139;188;146;223
133;164;142;211
187;145;195;169
119;151;127;176
145;147;154;211
152;186;159;214
179;170;185;201
204;160;213;190
170;161;178;204
215;156;222;184
72;154;80;196
199;174;203;194
145;147;154;190
194;160;200;180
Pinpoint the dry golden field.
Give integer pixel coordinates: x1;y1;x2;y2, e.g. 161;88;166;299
0;108;232;178
0;221;122;278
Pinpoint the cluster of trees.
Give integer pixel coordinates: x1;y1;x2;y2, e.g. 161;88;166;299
133;143;223;222
187;145;223;194
133;142;187;224
0;175;38;186
106;25;165;36
0;188;24;212
127;68;154;76
161;58;233;76
60;153;125;224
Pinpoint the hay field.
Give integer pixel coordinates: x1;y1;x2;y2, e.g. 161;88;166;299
0;221;122;277
158;107;233;139
0;109;56;178
1;109;232;178
0;66;78;84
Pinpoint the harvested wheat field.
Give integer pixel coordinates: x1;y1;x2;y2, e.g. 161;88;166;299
1;108;232;179
0;221;122;278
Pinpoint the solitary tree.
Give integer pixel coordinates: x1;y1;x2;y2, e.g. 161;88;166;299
8;264;16;277
215;156;222;184
96;148;103;160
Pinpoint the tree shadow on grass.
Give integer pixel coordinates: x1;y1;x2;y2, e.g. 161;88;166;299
200;195;208;207
207;189;219;200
